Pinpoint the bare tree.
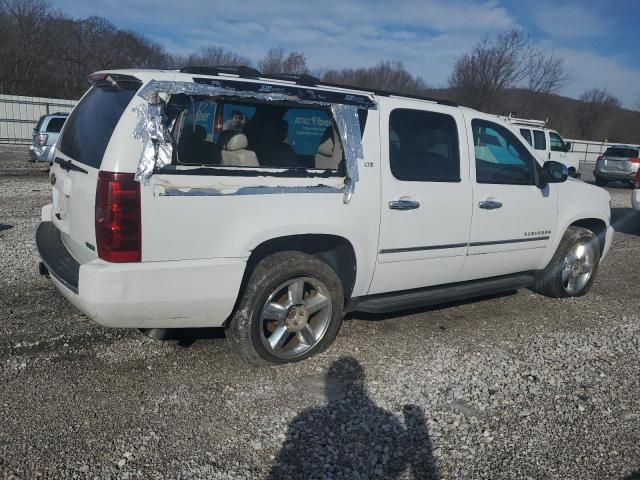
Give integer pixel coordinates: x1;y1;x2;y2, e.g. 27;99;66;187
573;88;621;139
258;47;308;74
323;60;428;95
184;45;251;68
448;29;567;112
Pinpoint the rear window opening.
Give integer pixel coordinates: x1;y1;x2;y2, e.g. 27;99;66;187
45;117;66;133
166;95;366;174
58;81;141;169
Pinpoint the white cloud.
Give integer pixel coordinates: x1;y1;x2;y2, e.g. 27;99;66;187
553;47;640;108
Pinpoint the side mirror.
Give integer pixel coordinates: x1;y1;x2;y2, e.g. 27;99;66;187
539;161;568;188
564;141;572;152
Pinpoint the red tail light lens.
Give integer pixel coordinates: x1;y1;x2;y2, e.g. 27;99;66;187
95;172;141;262
214;115;223;133
34;133;48;146
627;157;640;164
635;170;640;189
596;154;603;161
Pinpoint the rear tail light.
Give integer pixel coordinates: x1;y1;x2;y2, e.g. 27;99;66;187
635;170;640;189
95;172;141;262
627;157;640;164
34;133;48;146
596;154;603;162
214;115;223;133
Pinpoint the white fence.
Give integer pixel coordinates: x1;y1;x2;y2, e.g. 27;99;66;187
566;138;639;165
0;94;77;144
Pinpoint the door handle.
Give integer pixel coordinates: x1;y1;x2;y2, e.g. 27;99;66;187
478;200;503;210
389;199;420;210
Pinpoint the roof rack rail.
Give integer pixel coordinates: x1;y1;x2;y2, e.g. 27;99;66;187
181;65;458;107
316;81;458;107
259;73;321;87
180;65;261;78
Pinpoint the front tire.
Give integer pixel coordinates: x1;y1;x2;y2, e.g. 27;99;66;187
226;251;344;365
532;226;600;298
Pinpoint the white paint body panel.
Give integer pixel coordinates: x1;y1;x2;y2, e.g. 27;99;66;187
38;69;614;329
632;188;640;211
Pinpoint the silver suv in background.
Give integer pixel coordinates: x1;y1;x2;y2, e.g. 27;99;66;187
594;145;640;187
29;113;68;163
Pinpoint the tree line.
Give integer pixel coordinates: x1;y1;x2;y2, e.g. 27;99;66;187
1;0;638;143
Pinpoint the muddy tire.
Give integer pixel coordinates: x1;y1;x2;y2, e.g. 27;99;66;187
226;251;344;365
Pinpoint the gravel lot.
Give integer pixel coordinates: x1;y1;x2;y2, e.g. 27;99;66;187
1;146;639;479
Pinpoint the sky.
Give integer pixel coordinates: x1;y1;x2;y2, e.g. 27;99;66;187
53;0;640;108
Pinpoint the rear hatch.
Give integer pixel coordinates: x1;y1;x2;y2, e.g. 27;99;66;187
600;147;640;173
49;74;141;264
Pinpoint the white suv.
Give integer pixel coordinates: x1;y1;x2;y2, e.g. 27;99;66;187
37;67;614;365
502;116;580;178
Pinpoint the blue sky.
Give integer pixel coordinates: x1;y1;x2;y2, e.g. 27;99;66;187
53;0;640;107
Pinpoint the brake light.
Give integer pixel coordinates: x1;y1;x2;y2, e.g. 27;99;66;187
596;155;603;161
627;157;640;164
214;115;223;133
635;170;640;189
34;133;48;146
95;172;141;262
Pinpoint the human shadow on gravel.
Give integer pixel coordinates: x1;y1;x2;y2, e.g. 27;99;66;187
611;208;640;236
267;357;438;480
0;223;13;233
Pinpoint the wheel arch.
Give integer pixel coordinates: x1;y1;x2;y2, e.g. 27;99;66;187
569;217;607;254
228;234;358;326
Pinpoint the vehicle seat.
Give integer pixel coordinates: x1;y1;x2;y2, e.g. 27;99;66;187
314;126;343;169
178;125;220;165
259;120;299;168
220;133;259;167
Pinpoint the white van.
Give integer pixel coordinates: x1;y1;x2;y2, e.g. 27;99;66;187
37;67;613;365
502;116;580;178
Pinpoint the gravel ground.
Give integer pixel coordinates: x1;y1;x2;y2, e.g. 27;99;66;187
1;146;639;479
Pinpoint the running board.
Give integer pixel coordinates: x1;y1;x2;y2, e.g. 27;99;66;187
346;273;536;314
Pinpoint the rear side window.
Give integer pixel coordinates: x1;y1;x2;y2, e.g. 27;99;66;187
388;109;460;182
549;132;565;152
520;128;532;146
605;147;639;158
172;97;345;171
59;85;139;168
45;117;66;133
533;130;546;150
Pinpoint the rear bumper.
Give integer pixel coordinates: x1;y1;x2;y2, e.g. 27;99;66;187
593;168;635;181
36;221;246;328
29;145;54;162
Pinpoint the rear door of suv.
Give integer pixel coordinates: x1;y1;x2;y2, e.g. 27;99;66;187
50;75;141;264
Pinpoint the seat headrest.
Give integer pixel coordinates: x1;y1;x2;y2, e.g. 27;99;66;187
224;133;248;151
317;137;334;156
188;125;206;141
317;126;337;156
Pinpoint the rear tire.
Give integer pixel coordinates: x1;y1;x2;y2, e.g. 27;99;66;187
532;226;600;298
595;177;607;187
226;251;344;366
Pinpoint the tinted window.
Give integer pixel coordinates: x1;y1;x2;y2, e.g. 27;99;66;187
533;130;546;150
59;85;138;168
472;119;535;185
549;132;565;152
388;109;460;182
173;98;343;171
604;147;639;158
45;117;66;133
520;128;532;146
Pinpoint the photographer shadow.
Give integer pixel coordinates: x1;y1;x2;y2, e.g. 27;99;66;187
267;356;438;479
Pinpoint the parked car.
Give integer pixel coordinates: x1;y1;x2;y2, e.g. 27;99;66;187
632;170;640;211
594;145;640;187
501;116;580;178
29;112;68;163
36;67;614;365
